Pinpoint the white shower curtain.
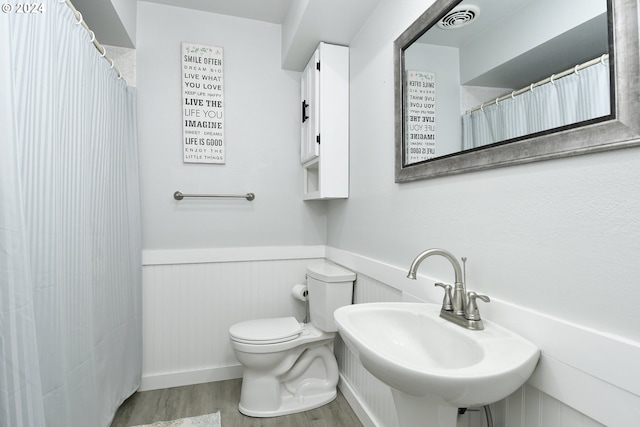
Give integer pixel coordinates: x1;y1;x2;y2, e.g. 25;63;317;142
1;1;141;426
462;60;611;149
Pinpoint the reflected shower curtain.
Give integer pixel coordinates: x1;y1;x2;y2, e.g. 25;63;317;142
0;1;141;426
462;60;611;149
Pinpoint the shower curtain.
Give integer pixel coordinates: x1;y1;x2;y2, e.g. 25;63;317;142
0;1;141;426
462;60;611;149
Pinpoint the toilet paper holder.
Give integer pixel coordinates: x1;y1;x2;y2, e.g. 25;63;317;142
292;284;310;323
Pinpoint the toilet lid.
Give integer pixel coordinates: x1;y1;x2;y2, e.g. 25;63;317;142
229;317;303;344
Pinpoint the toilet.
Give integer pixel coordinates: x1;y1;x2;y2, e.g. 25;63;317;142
229;261;355;417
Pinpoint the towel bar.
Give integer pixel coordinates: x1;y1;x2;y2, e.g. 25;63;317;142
173;191;255;201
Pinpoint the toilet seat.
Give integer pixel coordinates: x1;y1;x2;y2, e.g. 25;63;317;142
229;317;303;345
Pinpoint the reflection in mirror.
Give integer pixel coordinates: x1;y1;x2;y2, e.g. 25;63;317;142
394;0;640;183
403;0;609;165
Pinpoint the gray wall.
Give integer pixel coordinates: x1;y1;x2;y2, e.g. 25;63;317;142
137;1;327;251
329;0;640;352
134;0;639;424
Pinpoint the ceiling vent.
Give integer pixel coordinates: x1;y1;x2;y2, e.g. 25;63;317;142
437;5;480;29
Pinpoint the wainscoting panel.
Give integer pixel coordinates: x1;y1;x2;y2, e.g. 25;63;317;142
139;247;635;426
141;252;323;390
335;272;403;427
490;384;605;427
328;248;633;427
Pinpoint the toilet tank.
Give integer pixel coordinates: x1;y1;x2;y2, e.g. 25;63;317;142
307;261;356;332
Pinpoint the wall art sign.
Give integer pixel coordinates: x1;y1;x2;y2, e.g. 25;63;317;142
181;43;225;164
405;70;436;163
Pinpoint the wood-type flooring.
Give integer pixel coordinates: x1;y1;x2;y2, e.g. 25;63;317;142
110;378;364;427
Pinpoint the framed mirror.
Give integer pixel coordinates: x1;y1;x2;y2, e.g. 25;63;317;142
394;0;640;182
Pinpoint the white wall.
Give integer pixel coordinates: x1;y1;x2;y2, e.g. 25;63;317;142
333;0;640;345
460;0;606;83
135;0;330;392
73;0;135;47
110;0;136;46
134;1;640;426
330;255;625;427
140;249;324;391
137;1;327;251
327;0;640;425
328;247;639;427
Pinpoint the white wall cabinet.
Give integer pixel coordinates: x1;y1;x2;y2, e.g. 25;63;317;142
300;43;349;200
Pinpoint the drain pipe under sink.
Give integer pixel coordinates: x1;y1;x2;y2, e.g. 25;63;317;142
483;405;493;427
458;406;493;427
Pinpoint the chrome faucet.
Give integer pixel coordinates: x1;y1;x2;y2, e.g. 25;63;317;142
407;248;490;330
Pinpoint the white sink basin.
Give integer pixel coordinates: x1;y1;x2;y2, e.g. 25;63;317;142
334;302;539;415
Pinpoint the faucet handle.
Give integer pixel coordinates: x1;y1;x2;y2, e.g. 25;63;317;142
434;283;453;311
464;291;490;321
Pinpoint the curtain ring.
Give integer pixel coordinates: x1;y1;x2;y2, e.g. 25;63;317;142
99;45;106;57
511;91;516;100
574;65;580;75
480;103;484;112
550;74;555;85
88;30;95;43
530;83;535;92
600;53;608;65
75;11;83;25
495;97;499;106
108;58;115;69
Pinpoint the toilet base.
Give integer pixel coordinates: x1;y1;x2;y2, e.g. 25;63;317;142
231;323;341;418
239;389;336;417
236;338;340;417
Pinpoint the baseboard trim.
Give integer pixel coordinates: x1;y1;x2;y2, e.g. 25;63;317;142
338;374;381;427
140;365;243;391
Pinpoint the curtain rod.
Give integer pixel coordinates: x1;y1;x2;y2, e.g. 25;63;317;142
466;53;609;114
63;0;125;82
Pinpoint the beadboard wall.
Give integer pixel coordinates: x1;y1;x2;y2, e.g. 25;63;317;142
328;247;637;427
140;246;324;391
140;246;638;427
333;268;606;427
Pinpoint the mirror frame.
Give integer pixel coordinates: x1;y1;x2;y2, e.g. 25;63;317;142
394;0;640;182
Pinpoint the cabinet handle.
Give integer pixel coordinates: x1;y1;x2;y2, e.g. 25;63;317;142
301;100;309;123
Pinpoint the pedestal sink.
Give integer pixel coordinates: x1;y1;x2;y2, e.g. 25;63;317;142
334;303;540;427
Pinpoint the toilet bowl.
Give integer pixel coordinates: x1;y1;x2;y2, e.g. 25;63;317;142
229;261;355;417
229;318;339;417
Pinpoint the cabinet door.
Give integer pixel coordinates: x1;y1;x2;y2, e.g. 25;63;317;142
300;50;319;164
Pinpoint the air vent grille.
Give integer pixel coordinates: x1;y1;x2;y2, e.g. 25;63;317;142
437;5;480;29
